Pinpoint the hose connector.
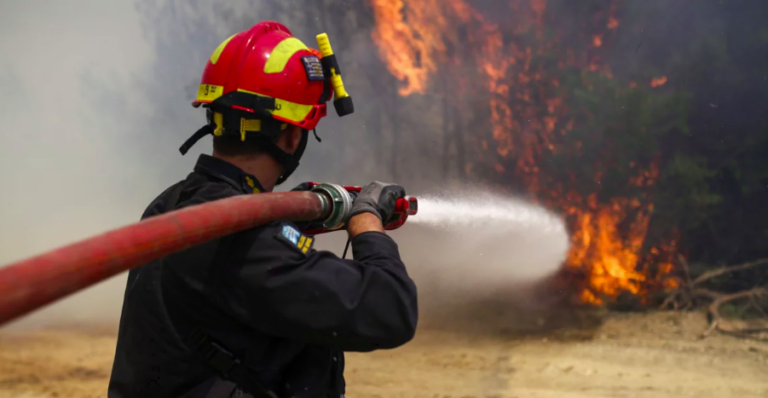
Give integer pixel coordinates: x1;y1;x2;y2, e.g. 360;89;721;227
310;183;355;231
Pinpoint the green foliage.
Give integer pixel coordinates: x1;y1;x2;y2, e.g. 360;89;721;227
538;69;691;206
655;155;723;231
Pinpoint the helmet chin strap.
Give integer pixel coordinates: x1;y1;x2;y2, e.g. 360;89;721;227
268;129;309;186
179;124;215;156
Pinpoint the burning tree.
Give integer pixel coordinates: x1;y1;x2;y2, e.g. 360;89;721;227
369;0;687;305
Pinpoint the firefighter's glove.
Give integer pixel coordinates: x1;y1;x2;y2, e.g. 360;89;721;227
347;181;405;224
290;182;313;192
289;182;319;231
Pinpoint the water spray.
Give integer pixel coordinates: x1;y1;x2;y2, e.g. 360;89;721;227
411;191;566;233
398;189;570;294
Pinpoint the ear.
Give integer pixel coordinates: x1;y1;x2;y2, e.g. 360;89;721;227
276;125;303;154
288;125;303;153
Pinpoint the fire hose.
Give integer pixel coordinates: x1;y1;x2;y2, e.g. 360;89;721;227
0;183;418;327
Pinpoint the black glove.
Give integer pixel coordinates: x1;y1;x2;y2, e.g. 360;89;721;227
289;182;316;231
290;182;313;192
347;181;406;223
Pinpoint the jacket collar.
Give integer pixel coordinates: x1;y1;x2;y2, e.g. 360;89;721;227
194;154;266;194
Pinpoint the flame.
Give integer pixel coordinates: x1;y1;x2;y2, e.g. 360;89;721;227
607;16;620;30
566;199;648;303
563;163;678;304
368;0;437;95
651;76;668;87
370;0;678;304
592;34;603;48
369;0;477;96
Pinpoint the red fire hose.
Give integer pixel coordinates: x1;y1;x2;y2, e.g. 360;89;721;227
0;191;327;327
0;183;418;327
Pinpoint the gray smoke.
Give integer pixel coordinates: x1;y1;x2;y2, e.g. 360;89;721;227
0;0;159;328
0;0;570;329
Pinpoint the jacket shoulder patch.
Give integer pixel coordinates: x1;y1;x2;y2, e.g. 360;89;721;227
276;224;314;254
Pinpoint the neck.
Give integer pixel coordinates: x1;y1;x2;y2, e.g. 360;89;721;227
212;151;281;192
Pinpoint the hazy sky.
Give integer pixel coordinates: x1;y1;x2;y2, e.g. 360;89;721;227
0;0;155;257
0;0;162;326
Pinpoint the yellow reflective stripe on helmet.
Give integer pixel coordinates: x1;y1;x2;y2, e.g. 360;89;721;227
236;89;313;124
263;37;309;74
210;34;236;65
273;99;313;124
197;84;224;102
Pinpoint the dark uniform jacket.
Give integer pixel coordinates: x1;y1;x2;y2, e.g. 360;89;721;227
108;155;418;398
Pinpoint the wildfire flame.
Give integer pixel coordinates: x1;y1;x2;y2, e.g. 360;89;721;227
370;0;477;95
563;163;678;304
651;76;668;87
593;34;603;48
370;0;678;304
607;16;620;30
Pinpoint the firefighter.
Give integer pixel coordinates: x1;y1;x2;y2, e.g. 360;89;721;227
108;21;418;398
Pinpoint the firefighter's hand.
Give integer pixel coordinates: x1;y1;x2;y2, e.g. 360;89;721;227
347;181;405;224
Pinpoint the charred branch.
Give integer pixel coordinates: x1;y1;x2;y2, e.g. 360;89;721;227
691;258;768;286
662;256;768;338
700;288;768;339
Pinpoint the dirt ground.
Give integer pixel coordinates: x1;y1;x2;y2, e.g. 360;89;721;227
1;310;767;398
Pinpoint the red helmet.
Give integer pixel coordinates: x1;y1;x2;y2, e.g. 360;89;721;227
179;21;353;185
191;21;330;130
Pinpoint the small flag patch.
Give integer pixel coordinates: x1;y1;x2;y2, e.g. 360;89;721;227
276;224;314;254
301;56;325;81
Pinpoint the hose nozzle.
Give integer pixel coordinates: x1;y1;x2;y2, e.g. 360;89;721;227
306;182;417;235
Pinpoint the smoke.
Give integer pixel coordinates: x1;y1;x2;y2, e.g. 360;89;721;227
0;0;157;328
0;0;573;330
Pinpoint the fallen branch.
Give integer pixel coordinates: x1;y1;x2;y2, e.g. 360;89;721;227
678;253;693;287
750;294;768;317
700;288;768;339
661;257;768;338
660;290;680;310
690;288;721;300
692;258;768;286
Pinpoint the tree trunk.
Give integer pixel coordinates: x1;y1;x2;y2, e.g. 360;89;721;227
454;104;466;178
442;85;452;179
391;89;400;181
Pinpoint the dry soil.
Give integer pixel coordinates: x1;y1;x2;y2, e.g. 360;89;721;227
1;310;767;398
